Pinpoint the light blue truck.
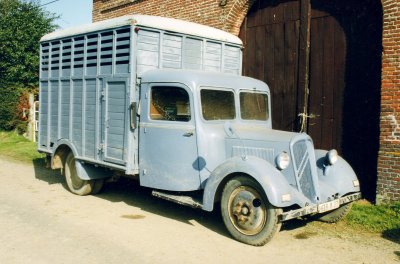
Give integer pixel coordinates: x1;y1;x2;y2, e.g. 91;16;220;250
38;15;361;246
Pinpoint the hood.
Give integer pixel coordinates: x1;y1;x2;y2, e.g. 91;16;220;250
226;123;299;143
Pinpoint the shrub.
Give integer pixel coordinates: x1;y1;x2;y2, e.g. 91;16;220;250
0;83;21;131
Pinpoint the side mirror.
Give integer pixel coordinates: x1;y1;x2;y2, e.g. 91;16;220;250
130;102;138;130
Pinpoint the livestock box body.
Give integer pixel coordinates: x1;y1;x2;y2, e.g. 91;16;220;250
38;15;243;174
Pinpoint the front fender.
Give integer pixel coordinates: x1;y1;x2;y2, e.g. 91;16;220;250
202;156;299;211
315;150;360;201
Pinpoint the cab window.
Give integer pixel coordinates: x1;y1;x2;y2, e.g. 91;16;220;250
240;92;269;121
200;89;235;120
150;86;191;122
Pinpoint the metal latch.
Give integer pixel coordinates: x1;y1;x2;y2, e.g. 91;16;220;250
98;143;104;152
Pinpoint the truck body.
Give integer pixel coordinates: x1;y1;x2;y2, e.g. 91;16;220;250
38;15;361;246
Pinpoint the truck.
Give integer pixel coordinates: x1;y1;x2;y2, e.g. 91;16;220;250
38;15;361;246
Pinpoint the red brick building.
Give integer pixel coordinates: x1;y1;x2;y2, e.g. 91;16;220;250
93;0;400;203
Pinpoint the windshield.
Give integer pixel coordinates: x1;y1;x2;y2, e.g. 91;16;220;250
200;89;235;120
240;92;269;121
200;89;269;121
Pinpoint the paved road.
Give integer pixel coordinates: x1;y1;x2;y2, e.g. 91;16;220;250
0;158;398;264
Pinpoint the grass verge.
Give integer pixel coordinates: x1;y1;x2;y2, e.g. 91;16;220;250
345;200;400;242
0;131;44;163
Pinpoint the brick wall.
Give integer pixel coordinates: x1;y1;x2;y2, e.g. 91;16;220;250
93;0;400;202
92;0;252;35
376;0;400;203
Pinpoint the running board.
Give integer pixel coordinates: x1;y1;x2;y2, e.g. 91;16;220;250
152;191;203;209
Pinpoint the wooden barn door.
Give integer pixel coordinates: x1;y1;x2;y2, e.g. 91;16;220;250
240;0;347;152
241;0;301;133
307;12;346;150
240;0;383;201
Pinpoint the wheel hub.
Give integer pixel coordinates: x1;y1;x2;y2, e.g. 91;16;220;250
228;187;267;235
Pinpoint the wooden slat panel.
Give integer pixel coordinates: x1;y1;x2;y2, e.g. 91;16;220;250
308;17;323;145
244;27;256;77
254;26;265;80
272;22;285;130
264;24;275;96
321;17;335;150
333;17;346;153
284;20;300;131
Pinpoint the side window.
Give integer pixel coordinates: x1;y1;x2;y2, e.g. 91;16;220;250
200;89;235;120
150;86;191;122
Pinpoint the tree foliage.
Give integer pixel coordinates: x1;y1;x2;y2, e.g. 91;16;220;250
0;0;58;88
0;0;58;131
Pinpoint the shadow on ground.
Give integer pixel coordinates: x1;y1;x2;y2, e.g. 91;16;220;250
33;158;64;185
32;158;229;239
395;251;400;261
382;228;400;245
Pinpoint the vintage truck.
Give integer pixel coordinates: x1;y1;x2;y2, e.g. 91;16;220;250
38;15;361;246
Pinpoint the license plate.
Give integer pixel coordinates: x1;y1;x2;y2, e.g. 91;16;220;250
318;199;340;213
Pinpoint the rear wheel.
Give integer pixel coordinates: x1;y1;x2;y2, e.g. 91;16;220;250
64;152;102;196
221;176;282;246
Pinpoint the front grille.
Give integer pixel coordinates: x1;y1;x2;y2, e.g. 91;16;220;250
292;139;317;202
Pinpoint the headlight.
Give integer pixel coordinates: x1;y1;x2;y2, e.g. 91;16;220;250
276;152;290;170
326;149;338;165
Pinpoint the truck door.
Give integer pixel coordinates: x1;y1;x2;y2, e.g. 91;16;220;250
139;84;200;191
102;78;129;165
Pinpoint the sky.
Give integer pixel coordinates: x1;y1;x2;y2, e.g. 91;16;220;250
39;0;93;29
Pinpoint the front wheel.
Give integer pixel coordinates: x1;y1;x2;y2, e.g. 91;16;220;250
221;176;282;246
64;152;103;195
318;202;353;223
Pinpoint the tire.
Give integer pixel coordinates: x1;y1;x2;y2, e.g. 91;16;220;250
318;202;353;223
64;152;94;196
91;179;105;195
221;176;282;246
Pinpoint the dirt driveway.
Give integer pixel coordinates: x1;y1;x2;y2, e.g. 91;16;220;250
0;158;398;264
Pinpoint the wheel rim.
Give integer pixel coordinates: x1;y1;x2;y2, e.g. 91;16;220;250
227;186;267;235
67;156;85;190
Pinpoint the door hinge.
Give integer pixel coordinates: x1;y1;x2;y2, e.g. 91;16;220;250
101;91;105;101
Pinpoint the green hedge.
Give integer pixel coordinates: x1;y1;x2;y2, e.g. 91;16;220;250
0;84;23;131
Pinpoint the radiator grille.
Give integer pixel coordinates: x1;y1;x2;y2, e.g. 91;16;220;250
292;140;317;201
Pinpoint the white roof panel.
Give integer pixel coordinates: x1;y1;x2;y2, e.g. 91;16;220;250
40;14;242;45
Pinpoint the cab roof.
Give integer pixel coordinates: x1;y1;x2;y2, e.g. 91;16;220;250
140;69;269;93
40;14;242;45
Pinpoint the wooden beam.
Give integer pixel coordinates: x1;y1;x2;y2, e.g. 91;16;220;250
296;0;311;132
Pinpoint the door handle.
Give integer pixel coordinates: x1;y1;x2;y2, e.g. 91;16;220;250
183;132;194;137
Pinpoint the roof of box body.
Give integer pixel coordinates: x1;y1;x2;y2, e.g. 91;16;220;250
40;14;243;45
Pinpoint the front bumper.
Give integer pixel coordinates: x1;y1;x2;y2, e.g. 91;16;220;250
280;192;362;221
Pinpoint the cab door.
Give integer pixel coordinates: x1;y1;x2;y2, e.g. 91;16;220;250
139;83;200;191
